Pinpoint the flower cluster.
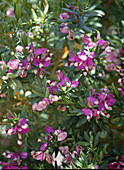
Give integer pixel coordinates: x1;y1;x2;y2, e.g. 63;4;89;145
106;154;124;169
3;118;29;145
67;49;96;74
47;70;79;94
0;46;52;79
31;125;67;164
117;68;124;97
32;94;59;112
0;151;28;169
82;87;115;119
59;5;77;40
103;47;123;72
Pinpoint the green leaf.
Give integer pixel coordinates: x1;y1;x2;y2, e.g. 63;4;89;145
99;151;103;161
68;39;75;49
94;131;101;147
15;2;22;20
0;67;7;76
56;39;66;49
21;33;28;47
76;117;87;127
84;131;90;142
77;141;90;147
62;8;79;15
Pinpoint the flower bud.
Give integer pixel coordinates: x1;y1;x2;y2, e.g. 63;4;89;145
6;8;14;18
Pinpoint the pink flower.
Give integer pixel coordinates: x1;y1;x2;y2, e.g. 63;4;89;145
118;77;124;86
82;34;92;45
105;63;116;72
57;132;67;141
6;8;14;18
16;45;24;53
59;146;69;155
59;12;70;20
54;128;67;141
49;94;59;103
62;106;66;111
7;113;13;119
60;23;69;34
32;103;38;112
97;40;109;49
67;30;75;40
7;59;19;70
37;98;49;111
56;70;63;81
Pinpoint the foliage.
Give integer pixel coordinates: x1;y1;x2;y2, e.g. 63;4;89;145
0;0;124;169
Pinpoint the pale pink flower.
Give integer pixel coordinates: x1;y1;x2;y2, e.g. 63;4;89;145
59;12;70;20
62;106;66;111
6;8;14;18
32;103;38;112
105;63;116;72
67;30;75;40
37;98;49;111
7;59;19;70
16;45;24;53
60;23;69;34
49;95;59;103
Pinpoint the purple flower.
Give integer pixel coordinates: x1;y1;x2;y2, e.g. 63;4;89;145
57;76;71;87
82;108;92;119
32;51;52;78
56;70;63;81
7;113;13;119
97;40;109;49
87;97;98;108
20;166;28;169
20;152;28;159
62;106;66;111
71;80;79;88
59;146;69;155
40;142;48;151
118;77;124;86
19;118;27;125
46;125;54;134
34;48;48;55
